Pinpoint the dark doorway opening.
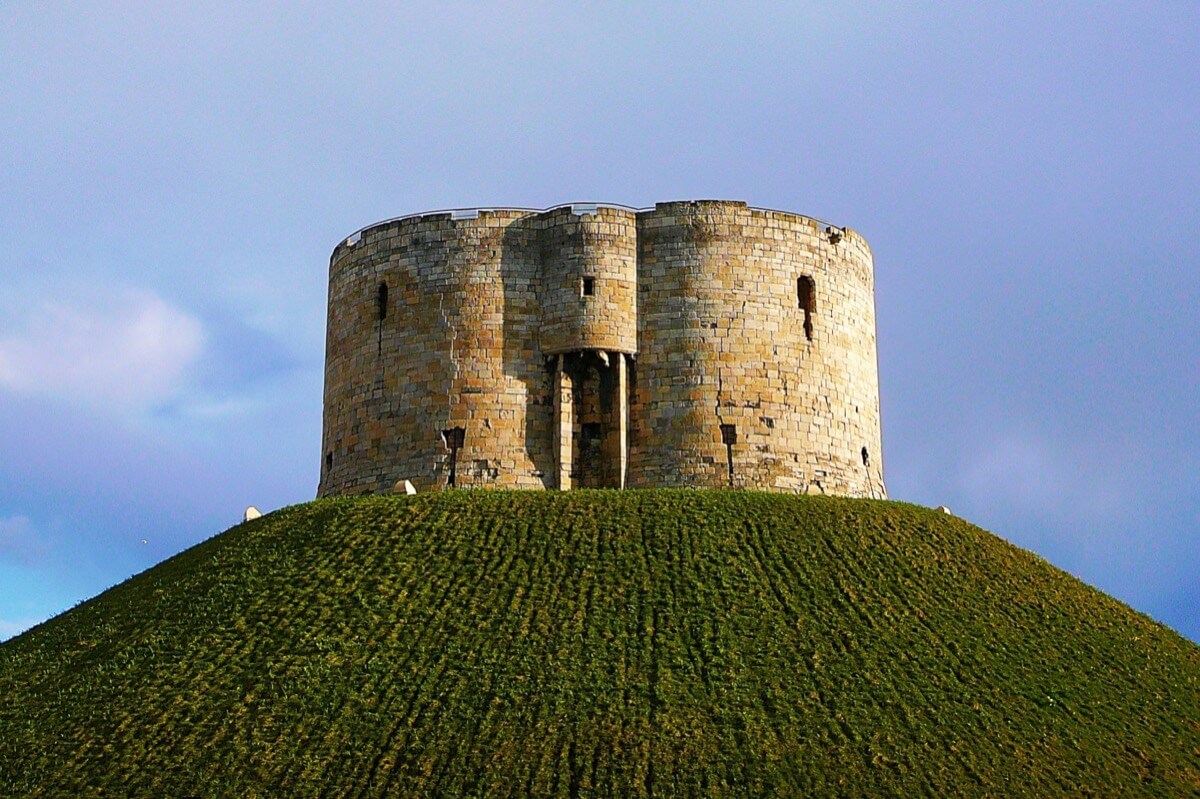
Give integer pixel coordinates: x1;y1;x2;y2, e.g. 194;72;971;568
561;351;624;488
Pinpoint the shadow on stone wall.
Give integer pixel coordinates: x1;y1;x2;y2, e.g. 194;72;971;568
501;218;555;488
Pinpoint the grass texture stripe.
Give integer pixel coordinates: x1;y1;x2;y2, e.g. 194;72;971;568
1;491;1197;797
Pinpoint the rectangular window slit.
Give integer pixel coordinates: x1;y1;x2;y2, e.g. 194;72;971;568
377;283;389;320
581;276;596;297
719;423;737;487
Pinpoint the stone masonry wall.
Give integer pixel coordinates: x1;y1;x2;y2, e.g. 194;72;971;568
538;206;638;356
318;201;886;498
628;201;885;497
320;209;552;495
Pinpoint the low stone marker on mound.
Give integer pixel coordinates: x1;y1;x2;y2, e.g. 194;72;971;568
243;506;262;522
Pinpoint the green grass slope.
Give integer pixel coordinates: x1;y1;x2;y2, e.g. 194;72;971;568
1;491;1198;798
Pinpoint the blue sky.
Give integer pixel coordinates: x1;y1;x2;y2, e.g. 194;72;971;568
1;2;1197;643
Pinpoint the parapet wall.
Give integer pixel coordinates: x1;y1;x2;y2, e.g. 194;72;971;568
319;201;886;498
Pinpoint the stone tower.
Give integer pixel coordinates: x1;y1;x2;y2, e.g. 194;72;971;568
319;201;886;498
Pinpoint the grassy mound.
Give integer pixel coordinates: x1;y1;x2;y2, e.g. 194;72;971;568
1;490;1198;797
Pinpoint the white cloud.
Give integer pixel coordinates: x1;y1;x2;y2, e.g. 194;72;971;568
0;287;205;414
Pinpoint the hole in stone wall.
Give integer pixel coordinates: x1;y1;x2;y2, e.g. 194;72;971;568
861;446;870;467
376;282;389;321
472;459;499;479
442;427;466;487
719;424;737;487
325;452;333;472
581;276;596;297
798;276;815;342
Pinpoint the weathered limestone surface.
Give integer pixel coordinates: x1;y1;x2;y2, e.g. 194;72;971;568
319;201;886;498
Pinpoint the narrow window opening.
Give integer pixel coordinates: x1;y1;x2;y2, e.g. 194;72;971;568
581;276;596;297
861;446;870;467
719;423;737;487
798;276;816;341
442;427;466;487
325;452;333;472
376;282;389;321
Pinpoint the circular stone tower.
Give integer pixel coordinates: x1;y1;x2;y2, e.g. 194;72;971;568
318;201;886;498
629;201;884;497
